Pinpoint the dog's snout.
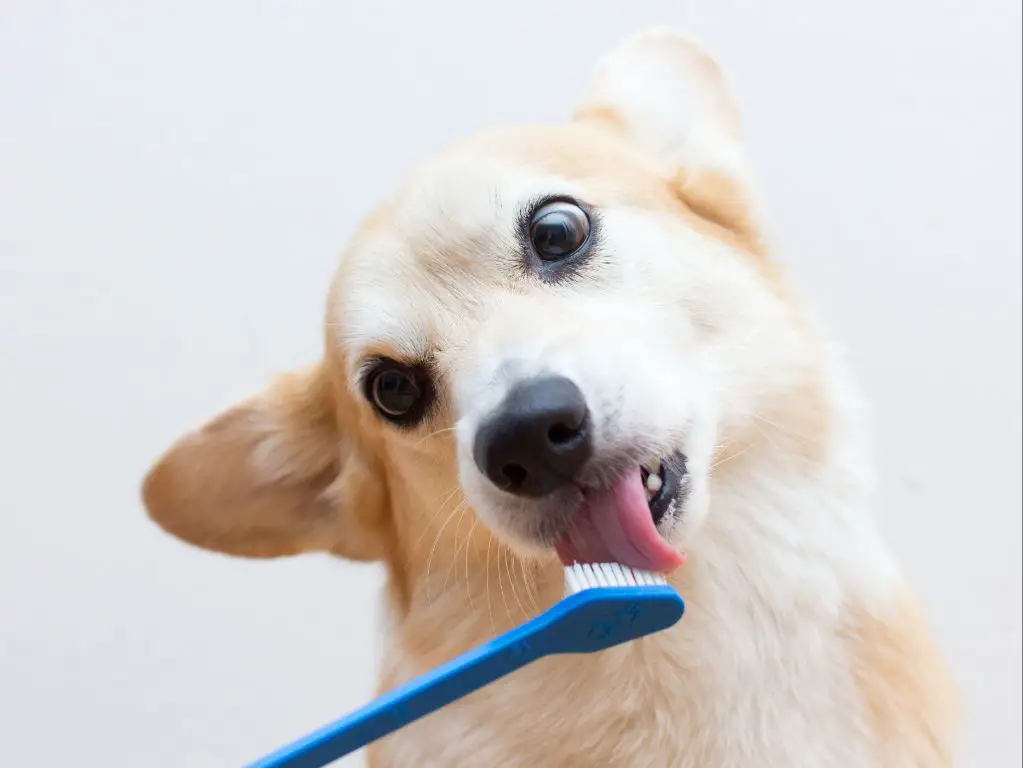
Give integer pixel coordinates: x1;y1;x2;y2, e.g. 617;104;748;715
473;376;592;497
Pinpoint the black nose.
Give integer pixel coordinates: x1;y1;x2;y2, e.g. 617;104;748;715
473;376;592;497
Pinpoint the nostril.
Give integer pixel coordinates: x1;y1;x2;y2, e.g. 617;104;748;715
547;422;582;446
501;463;528;488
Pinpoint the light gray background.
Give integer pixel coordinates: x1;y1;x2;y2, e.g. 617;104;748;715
1;1;1020;766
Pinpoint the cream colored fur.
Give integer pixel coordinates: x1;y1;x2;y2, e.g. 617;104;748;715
142;30;959;767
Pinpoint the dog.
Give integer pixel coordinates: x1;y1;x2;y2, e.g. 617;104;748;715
142;30;959;767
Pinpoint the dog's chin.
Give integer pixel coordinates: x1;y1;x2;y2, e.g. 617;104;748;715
472;452;693;574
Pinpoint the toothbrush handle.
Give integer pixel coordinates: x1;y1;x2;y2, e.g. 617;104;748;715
246;619;548;768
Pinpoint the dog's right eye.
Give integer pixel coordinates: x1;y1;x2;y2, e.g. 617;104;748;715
365;362;430;426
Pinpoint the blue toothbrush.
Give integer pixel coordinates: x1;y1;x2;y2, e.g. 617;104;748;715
246;562;685;768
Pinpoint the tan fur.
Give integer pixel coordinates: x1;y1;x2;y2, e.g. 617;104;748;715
674;168;765;256
844;594;962;766
575;105;760;249
142;30;959;767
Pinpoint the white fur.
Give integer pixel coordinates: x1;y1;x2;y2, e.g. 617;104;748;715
582;29;752;185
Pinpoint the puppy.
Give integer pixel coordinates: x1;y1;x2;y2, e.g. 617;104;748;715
143;31;959;767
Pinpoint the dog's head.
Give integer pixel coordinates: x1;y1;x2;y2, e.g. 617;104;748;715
143;32;826;594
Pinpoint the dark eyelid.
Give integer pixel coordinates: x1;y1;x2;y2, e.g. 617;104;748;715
355;357;386;390
517;194;592;233
356;354;435;386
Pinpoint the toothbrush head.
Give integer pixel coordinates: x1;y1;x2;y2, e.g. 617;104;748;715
546;562;685;655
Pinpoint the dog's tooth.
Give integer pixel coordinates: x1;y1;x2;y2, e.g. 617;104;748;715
644;458;661;474
645;472;663;494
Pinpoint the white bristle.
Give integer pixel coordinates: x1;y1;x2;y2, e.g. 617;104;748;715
611;563;631;586
563;562;667;594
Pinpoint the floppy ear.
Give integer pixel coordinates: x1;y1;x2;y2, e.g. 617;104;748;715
142;364;386;561
575;30;761;250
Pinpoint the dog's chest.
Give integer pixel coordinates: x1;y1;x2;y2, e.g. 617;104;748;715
367;613;873;768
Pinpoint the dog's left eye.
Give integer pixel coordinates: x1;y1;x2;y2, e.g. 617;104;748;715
529;201;590;261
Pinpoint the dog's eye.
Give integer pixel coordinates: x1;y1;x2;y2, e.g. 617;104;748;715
529;201;590;261
368;365;425;422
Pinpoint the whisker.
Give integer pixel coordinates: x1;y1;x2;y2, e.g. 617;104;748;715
751;412;821;463
710;442;753;473
412;425;458;448
496;546;513;628
424;500;466;605
752;410;801;436
485;533;496;637
504;547;528;622
517;556;540;615
463;518;479;611
751;414;782;446
441;502;473;593
412;485;462;551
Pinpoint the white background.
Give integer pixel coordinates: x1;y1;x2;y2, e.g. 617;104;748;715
1;1;1020;765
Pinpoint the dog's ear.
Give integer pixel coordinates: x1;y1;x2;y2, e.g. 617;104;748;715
575;30;760;249
142;364;387;561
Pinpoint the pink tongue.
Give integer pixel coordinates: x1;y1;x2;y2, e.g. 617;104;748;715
555;467;686;573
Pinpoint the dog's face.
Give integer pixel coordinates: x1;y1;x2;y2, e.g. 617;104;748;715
337;126;728;573
143;33;824;591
